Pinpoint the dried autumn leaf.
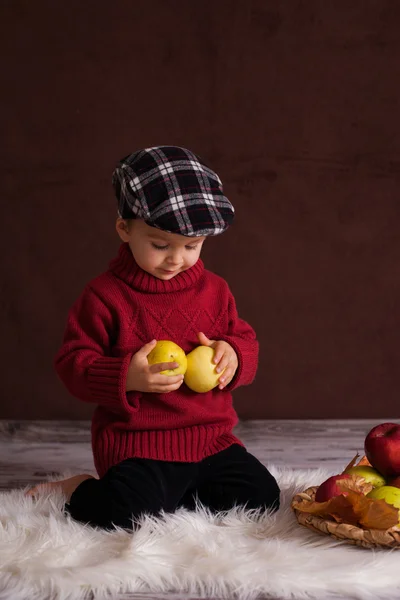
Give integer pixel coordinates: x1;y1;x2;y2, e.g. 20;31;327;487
337;477;373;496
342;453;360;473
293;487;399;530
345;490;399;530
341;454;372;474
292;494;359;525
357;455;372;467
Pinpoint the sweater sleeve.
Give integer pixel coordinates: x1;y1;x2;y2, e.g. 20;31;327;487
218;289;259;391
54;285;138;416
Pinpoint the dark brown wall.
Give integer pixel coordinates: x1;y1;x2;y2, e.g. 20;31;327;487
1;0;400;419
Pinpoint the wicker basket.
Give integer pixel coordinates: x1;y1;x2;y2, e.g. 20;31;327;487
292;486;400;549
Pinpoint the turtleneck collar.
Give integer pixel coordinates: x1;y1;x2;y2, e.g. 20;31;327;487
109;243;205;293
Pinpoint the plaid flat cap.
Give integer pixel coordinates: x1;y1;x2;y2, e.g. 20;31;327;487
112;146;234;237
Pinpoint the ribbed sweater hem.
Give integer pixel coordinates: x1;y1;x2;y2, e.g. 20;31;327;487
93;425;242;477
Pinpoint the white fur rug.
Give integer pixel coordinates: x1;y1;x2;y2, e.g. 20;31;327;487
1;466;399;600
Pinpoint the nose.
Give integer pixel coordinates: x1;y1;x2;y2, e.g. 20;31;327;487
165;249;182;266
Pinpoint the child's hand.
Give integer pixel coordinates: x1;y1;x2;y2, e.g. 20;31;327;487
126;340;185;393
197;332;238;390
25;474;96;502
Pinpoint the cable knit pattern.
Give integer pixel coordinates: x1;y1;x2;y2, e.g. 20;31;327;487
55;243;259;477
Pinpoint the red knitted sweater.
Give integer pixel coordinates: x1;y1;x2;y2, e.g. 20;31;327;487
55;243;259;477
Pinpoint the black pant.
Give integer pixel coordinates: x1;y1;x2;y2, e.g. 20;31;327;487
66;444;280;530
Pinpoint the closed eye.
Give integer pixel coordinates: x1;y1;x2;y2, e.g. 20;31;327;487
152;243;199;251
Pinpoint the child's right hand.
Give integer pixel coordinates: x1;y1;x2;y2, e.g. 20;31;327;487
126;339;185;393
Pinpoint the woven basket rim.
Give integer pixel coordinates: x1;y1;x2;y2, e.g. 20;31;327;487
292;486;400;549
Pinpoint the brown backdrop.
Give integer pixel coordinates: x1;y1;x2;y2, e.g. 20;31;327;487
1;0;400;419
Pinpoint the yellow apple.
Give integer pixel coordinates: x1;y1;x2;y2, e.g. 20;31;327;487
344;466;386;487
184;346;225;393
147;340;187;375
366;486;400;525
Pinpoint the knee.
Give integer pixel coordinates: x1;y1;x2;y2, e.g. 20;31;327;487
66;473;143;530
248;473;281;513
261;475;280;512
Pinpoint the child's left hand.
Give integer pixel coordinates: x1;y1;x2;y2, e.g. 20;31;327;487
197;332;238;390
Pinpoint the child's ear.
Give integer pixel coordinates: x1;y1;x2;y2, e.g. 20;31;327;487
115;218;130;242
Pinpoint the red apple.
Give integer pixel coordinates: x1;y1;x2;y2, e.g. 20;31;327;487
315;474;351;503
388;475;400;489
364;422;400;478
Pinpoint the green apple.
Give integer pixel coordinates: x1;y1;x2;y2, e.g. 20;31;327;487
366;485;400;524
345;466;386;487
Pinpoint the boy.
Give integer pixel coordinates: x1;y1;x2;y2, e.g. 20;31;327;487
28;146;280;529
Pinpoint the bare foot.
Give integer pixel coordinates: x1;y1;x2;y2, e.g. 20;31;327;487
25;474;96;502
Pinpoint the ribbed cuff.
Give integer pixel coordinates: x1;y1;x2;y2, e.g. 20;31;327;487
87;354;134;414
218;336;258;391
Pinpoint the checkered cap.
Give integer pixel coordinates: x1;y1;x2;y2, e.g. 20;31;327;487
112;146;234;237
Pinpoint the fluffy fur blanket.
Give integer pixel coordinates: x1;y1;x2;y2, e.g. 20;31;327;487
1;466;399;600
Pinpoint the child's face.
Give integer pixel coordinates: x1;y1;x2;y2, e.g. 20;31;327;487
116;218;206;280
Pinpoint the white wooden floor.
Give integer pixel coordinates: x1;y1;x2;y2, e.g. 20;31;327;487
1;418;397;600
